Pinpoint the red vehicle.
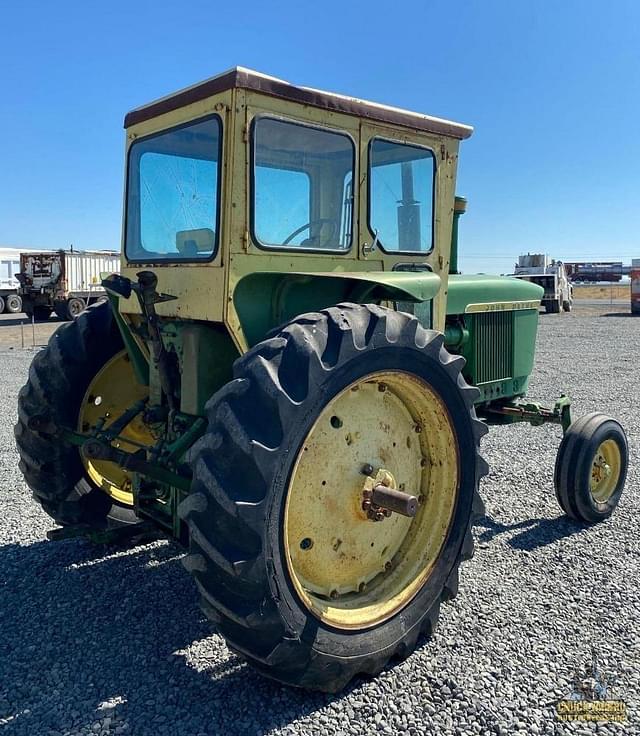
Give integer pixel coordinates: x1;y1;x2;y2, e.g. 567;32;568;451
632;260;640;314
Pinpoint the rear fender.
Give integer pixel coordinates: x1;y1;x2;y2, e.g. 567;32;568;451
232;270;442;348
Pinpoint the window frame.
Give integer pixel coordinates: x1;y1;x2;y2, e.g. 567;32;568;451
249;114;356;254
367;136;437;256
124;113;223;265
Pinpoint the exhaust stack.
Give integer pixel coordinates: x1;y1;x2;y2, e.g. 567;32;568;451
449;195;467;275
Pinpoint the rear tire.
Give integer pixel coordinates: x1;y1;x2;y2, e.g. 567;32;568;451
15;301;136;527
0;296;5;314
5;294;22;313
554;413;628;523
66;297;86;320
180;303;487;691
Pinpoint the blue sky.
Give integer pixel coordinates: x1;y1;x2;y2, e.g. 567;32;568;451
1;0;639;275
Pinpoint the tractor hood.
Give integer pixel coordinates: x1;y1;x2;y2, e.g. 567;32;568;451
446;274;543;315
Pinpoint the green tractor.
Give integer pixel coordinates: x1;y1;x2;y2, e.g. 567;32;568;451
15;68;628;692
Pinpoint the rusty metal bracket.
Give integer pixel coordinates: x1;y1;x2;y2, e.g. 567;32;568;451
481;394;573;433
360;466;418;521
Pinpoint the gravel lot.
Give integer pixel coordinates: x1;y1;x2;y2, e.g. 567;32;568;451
0;306;638;735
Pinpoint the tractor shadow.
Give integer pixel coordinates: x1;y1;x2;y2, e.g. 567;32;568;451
601;312;638;318
475;513;584;551
0;538;338;736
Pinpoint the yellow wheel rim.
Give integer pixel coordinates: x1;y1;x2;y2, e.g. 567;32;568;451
284;371;460;630
589;439;621;503
78;350;152;506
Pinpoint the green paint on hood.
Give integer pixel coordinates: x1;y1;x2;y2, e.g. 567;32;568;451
446;274;543;314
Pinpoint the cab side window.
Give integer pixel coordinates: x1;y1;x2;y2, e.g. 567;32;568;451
252;117;355;251
369;138;435;253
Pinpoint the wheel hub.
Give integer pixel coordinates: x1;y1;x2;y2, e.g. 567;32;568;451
590;439;621;503
78;350;153;506
283;370;460;629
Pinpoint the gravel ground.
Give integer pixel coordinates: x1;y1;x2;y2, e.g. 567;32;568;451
0;307;638;735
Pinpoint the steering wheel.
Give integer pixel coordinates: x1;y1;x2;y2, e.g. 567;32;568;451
281;219;337;246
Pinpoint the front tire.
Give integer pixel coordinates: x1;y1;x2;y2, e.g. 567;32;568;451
180;304;487;691
554;413;628;523
15;301;136;527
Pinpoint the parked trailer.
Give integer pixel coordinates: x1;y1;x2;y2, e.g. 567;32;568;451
0;248;47;314
632;259;640;314
564;261;624;283
17;250;120;320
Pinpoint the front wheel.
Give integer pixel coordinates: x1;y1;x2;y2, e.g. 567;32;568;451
180;303;487;691
554;413;628;523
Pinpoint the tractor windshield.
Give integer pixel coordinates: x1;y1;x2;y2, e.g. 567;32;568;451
125;116;221;262
251;117;355;251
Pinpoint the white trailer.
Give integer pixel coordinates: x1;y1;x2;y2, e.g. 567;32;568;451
0;247;43;314
512;254;573;314
17;250;120;320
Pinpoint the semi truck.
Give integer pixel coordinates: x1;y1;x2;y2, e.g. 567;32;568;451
16;249;120;320
513;253;573;313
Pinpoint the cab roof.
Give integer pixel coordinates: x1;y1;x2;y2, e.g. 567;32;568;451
124;66;473;140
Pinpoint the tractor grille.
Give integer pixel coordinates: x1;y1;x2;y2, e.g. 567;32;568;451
473;311;514;384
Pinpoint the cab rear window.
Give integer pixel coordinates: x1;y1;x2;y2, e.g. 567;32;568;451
125;116;221;263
